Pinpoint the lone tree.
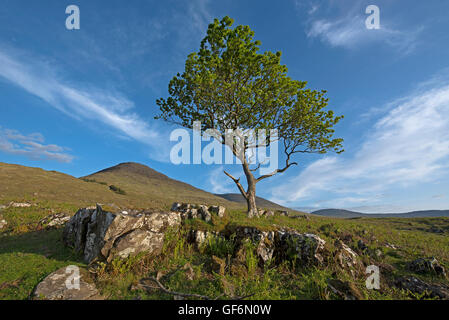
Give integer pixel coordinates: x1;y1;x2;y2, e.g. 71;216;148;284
156;17;344;217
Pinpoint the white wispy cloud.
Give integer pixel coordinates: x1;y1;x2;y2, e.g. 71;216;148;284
271;76;449;208
306;15;422;53
297;1;423;53
188;0;213;34
0;127;73;163
208;166;241;194
0;48;168;161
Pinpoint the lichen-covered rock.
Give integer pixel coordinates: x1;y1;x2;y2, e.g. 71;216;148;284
334;240;361;277
188;229;209;247
335;241;358;267
9;202;32;208
408;257;446;277
63;205;181;263
257;210;275;217
33;266;102;300
188;229;223;249
232;226;325;266
199;205;212;222
233;226;276;264
38;213;71;229
395;276;449;299
171;202;182;211
171;203;226;222
209;206;226;218
63;207;94;254
276;230;326;265
109;229;165;260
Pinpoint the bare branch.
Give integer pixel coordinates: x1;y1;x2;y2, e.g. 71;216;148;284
224;170;248;199
140;277;211;300
139;277;255;301
255;150;298;182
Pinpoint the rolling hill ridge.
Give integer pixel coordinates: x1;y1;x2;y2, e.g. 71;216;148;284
313;208;449;218
0;162;286;210
214;193;289;211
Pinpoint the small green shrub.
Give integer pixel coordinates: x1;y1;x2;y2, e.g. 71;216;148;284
109;185;127;195
204;235;236;258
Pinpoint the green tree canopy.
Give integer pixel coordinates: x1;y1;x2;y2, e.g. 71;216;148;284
156;16;344;217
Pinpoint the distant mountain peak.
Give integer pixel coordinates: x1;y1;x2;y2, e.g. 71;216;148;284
93;162;168;179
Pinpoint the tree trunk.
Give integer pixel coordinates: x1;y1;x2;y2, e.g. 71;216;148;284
242;161;258;218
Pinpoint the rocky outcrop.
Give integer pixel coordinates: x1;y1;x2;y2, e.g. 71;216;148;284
408;257;446;277
290;214;310;220
187;224;326;268
256;210;293;218
171;203;226;222
334;240;361;276
228;226;326;266
39;213;71;229
209;205;226;218
395;276;449;299
63;205;181;264
233;227;276;264
187;229;224;248
33;266;102;300
258;210;275;217
9;202;32;208
276;230;326;265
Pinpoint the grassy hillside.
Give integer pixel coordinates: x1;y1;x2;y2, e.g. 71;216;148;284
214;193;288;211
82;162;238;210
0;162;124;207
0;162;237;210
1;203;448;300
1;161;448;300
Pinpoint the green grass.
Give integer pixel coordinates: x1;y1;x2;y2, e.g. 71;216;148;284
1;201;448;300
0;162;242;211
0;228;83;299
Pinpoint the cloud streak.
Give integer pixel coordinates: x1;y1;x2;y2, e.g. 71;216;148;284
306;15;422;53
208;166;241;194
297;1;423;53
0;48;168;161
271;76;449;208
0;127;73;163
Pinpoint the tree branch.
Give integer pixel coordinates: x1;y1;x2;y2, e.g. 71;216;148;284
224;170;247;199
139;277;255;301
140;277;211;300
255;151;298;182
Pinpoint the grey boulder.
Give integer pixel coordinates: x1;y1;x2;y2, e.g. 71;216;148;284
33;266;101;300
63;205;181;264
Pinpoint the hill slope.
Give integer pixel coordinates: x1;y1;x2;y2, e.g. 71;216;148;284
82;162;238;209
0;162;237;210
313;208;449;218
214;193;288;211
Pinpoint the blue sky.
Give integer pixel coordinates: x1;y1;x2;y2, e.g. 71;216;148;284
1;0;449;213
